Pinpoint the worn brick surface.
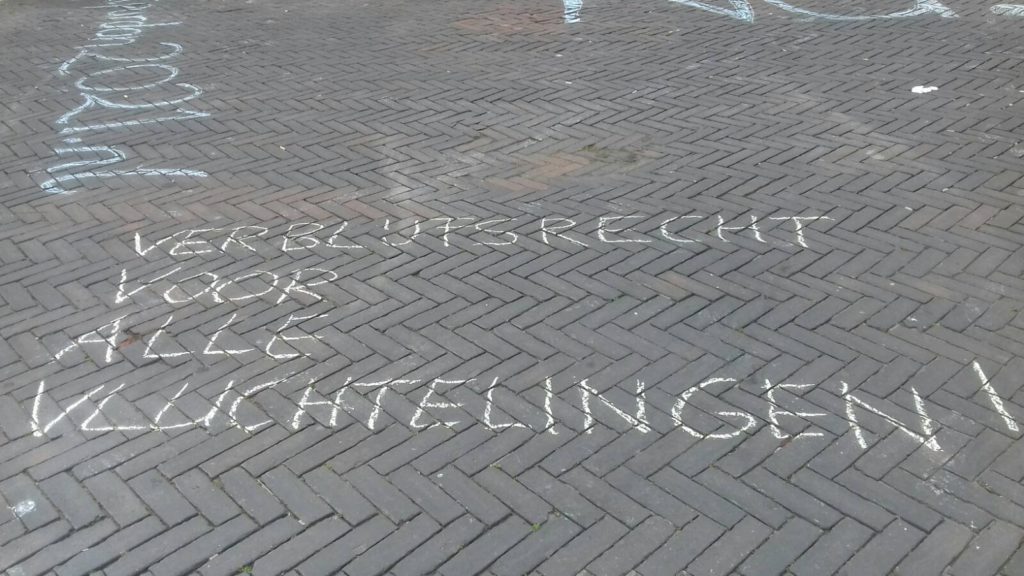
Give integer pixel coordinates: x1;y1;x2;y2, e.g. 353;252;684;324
2;0;1024;572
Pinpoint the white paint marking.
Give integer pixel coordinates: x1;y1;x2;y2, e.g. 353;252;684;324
579;379;650;434
991;4;1024;15
540;217;588;247
597;216;652;244
411;379;467;429
843;383;941;451
973;360;1019;433
483;378;527;431
543;377;559;435
11;501;36;518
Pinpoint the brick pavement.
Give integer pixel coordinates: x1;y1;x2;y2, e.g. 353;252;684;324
1;0;1024;572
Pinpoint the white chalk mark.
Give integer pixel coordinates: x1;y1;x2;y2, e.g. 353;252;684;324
973;361;1019;433
911;85;939;94
41;385;106;436
11;500;36;518
292;379;340;429
668;0;754;22
221;225;268;253
660;215;702;243
764;380;825;439
81;383;140;432
438;217;474;248
768;216;831;248
75;63;179;92
564;0;582;22
579;379;650;434
912;386;935;437
31;381;46;437
282;222;324;252
717;215;765;243
543;377;559;434
42;167;208;195
382;219;422;247
163;271;222;304
60;42;184;76
411;379;467;429
196;380;235;429
541;217;588;247
672;377;753;438
265;312;327;359
167;227;218;256
142;315;189;359
275;268;332;305
474;218;518;246
483;378;527;431
991;4;1024;15
326;222;365;249
203;313;254;356
597;216;652;244
843;383;941;451
761;0;955;20
152;381;193;430
46;4;208;195
220;270;280;303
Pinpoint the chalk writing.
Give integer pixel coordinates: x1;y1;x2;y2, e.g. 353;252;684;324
564;0;583;22
990;3;1024;14
129;212;833;262
26;358;1019;455
10;501;35;519
43;0;209;193
567;0;958;23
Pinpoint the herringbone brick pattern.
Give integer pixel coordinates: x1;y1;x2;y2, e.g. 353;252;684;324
1;0;1024;573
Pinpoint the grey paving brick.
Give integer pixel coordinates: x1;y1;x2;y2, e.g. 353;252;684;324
895;521;973;576
391;515;486;576
635;516;727;576
562;467;650;527
346;465;426;524
0;519;71;572
219;468;287;525
55;517;164;576
688;515;772;576
840;519;925;576
173;469;242;526
588;516;675;576
199;516;304;576
438;516;531;576
261;467;331;525
519;468;604;528
5;0;1024;572
296;516;396;576
790;517;874;576
604;467;698;528
105;516;211;576
948;520;1024;576
345;514;440;576
149;515;258;576
127;469;198;527
303;467;378;525
432;465;510;526
536;516;629;576
8;518;117;576
473;466;552;524
738;517;822;576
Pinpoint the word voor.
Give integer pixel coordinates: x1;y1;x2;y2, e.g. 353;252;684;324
43;0;208;193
